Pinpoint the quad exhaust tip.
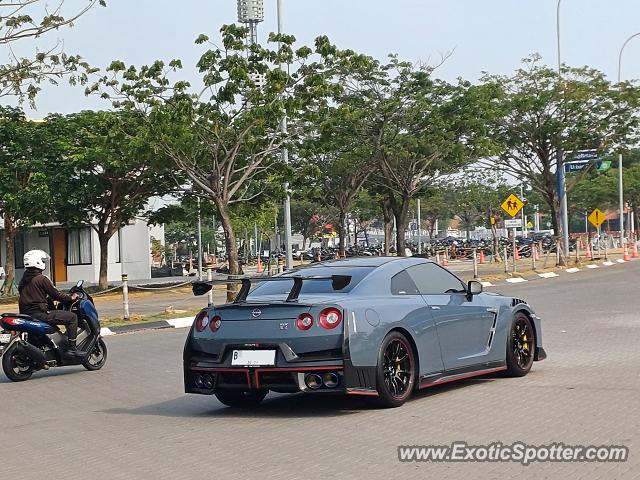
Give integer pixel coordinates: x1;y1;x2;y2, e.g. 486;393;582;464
194;373;214;390
304;372;340;390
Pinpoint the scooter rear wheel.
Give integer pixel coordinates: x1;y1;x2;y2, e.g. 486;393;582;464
83;338;107;371
2;343;34;382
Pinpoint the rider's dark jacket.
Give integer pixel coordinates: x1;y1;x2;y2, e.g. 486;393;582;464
18;268;73;315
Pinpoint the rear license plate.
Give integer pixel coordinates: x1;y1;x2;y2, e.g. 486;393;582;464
231;350;276;366
0;333;11;344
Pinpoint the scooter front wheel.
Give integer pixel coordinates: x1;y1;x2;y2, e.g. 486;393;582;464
83;338;107;371
2;343;34;382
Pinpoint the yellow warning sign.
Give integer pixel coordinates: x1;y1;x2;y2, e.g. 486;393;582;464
500;194;524;218
588;208;605;228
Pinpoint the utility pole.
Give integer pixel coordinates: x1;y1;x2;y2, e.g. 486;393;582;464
556;0;570;257
617;32;639;243
197;196;203;280
277;0;294;270
417;198;422;254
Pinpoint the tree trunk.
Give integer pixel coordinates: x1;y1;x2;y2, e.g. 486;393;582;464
363;220;370;247
338;210;347;258
381;199;393;255
216;201;241;302
2;214;16;295
98;233;110;290
393;196;411;256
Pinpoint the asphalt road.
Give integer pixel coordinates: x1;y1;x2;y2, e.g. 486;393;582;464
1;262;639;479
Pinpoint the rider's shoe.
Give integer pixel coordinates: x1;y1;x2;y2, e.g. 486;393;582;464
66;340;87;359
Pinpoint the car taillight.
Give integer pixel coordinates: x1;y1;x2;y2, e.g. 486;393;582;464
210;315;222;333
319;308;342;329
296;313;314;331
194;311;209;332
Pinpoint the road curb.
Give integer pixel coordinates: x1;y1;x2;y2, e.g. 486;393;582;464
481;258;635;288
101;316;193;336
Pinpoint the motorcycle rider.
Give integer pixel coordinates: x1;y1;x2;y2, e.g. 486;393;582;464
18;250;83;357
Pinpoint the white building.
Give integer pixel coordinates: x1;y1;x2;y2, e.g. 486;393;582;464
0;219;155;286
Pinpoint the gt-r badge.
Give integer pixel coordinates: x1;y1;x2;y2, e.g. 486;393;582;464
279;322;289;330
252;308;262;318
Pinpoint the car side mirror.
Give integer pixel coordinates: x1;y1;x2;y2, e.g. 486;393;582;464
467;280;483;300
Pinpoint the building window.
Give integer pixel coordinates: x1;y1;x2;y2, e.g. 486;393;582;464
14;232;25;269
67;228;92;265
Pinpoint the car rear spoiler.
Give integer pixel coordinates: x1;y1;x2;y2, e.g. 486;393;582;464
192;275;352;303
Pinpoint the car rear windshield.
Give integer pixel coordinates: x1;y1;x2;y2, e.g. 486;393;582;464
247;266;374;298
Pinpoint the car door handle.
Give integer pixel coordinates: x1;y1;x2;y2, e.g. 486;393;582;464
430;306;441;310
486;307;499;313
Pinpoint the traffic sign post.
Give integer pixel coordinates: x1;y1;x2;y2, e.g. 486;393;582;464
588;208;605;228
501;194;525;218
501;194;525;274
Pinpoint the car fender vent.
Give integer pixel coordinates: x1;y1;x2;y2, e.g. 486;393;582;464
512;298;527;307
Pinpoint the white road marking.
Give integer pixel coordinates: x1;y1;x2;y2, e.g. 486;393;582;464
586;264;599;269
166;317;194;329
538;272;559;278
100;327;115;336
480;281;494;287
603;261;614;266
617;259;626;263
505;277;527;283
566;267;580;273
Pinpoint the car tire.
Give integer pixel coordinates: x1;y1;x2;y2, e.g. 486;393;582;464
505;312;535;377
215;389;268;408
2;343;34;382
374;331;416;408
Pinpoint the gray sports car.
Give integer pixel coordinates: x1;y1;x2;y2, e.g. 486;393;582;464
184;257;546;408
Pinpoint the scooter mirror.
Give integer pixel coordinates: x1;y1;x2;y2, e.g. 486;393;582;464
76;280;84;288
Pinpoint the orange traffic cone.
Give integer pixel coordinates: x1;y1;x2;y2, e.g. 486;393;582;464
441;250;449;266
633;239;639;259
623;243;630;261
514;246;520;260
256;256;263;273
585;240;592;259
534;244;540;261
479;249;485;264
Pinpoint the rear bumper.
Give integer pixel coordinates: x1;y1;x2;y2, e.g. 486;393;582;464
185;362;345;395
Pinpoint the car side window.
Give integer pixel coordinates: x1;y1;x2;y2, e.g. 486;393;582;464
406;263;466;295
391;270;420;295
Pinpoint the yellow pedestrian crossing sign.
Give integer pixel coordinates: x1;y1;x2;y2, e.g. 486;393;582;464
501;194;524;218
588;208;605;228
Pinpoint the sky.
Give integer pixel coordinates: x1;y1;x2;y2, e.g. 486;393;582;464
10;0;640;116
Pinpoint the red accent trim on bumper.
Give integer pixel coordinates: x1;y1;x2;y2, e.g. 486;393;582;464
346;389;379;397
419;366;507;389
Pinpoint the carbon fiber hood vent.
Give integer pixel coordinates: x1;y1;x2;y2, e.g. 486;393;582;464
512;298;527;307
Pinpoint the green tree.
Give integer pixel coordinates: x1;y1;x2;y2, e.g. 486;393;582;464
328;53;496;254
96;25;332;299
482;55;640;245
51;110;175;288
0;0;105;105
0;107;56;293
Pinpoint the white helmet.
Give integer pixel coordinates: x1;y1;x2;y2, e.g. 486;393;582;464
23;250;50;271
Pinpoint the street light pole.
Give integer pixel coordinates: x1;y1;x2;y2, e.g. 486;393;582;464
556;0;570;257
616;32;639;242
277;0;293;270
417;198;422;254
197;196;203;280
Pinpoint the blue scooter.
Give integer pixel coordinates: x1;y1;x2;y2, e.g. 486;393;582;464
0;280;107;382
